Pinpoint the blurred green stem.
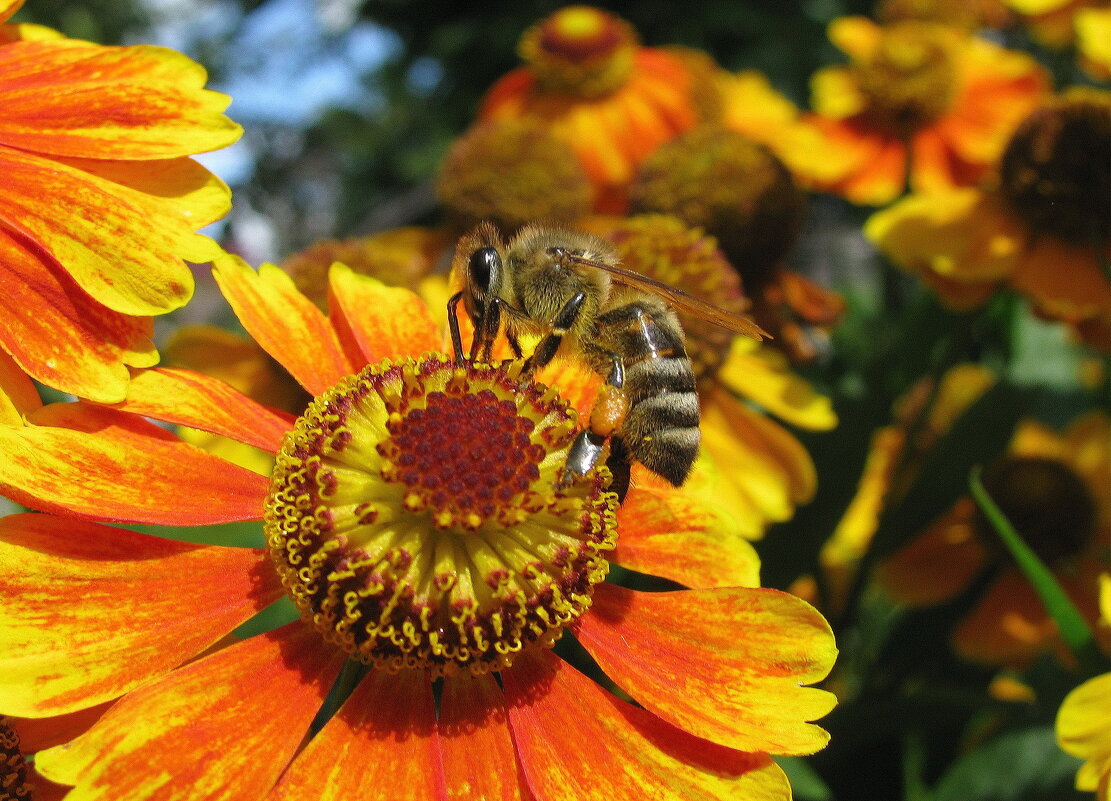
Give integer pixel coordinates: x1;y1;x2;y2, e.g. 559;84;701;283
969;466;1100;668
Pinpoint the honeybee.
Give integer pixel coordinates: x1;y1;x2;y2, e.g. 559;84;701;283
447;222;768;498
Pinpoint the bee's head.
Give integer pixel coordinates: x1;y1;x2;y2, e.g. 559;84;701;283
464;245;501;321
453;221;505;325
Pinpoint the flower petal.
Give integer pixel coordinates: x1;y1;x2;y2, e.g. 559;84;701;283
440;672;528;801
0;513;282;716
34;624;344;799
0;40;240;159
267;668;445;801
503;649;792;801
0;145;204;316
0;1;24;24
575;583;837;755
7;703;112;753
1057;671;1111;789
827;16;881;60
212;255;354;395
327;263;443;367
701;388;817;521
0;227;156;403
54;153;233;239
615;463;761;589
1011;237;1111;323
877;500;989;607
0;346;40;425
108;367;292;455
0;403;268;525
716;339;837;431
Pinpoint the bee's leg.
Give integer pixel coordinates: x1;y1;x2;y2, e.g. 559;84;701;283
561;352;631;501
447;291;466;364
505;326;524;360
522;291;587;377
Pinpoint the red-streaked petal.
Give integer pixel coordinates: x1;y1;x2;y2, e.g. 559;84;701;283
0;403;268;525
616;464;761;589
576;583;837;755
440;672;528;801
0;346;40;424
267;668;445;801
503;649;792;801
34;624;344;799
327;263;442;367
212;255;354;395
7;703;113;753
0;227;156;404
0;513;282;716
0;145;199;317
108;367;292;455
54;153;233;240
0;40;240;159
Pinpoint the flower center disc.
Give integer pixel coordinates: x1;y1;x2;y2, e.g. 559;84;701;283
975;456;1097;565
265;356;618;676
854;23;959;137
999;91;1111;248
520;6;637;97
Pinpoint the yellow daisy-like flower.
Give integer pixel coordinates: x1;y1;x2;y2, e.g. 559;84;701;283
827;363;1110;666
1057;574;1111;800
806;16;1048;206
0;0;241;403
0;256;837;799
478;6;711;214
867;89;1111;339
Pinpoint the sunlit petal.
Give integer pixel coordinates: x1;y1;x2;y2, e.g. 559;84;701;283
0;40;240;159
108;367;293;455
327;264;442;367
266;669;445;801
576;583;837;755
0;403;268;525
34;625;344;799
440;672;528;801
503;649;792;801
0;227;156;404
0;513;281;716
212;255;354;395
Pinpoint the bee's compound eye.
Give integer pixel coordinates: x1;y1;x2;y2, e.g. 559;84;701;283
468;247;499;294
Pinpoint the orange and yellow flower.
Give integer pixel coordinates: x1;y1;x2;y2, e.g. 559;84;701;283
826;363;1109;666
1056;574;1111;800
806;16;1048;206
867;89;1111;340
0;0;241;404
0;255;836;799
478;6;711;214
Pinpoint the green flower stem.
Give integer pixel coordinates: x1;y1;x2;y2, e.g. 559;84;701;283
968;466;1097;662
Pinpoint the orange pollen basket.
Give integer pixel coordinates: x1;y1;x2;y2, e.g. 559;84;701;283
264;356;618;676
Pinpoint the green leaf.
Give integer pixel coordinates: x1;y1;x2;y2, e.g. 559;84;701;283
969;467;1097;662
776;756;833;801
932;727;1084;801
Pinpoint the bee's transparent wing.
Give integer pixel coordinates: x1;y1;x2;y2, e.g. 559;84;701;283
563;254;770;340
